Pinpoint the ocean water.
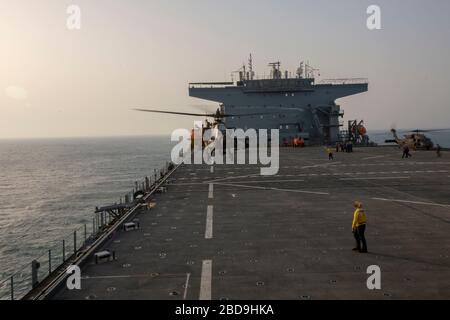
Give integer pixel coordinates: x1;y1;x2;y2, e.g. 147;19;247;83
0;136;173;283
368;130;450;148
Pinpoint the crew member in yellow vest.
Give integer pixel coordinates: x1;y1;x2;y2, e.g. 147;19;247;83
326;147;334;160
352;201;368;253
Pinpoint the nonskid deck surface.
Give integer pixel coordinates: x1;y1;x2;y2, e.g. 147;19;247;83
54;147;450;300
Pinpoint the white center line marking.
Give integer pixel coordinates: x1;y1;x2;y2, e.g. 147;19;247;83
372;197;450;208
183;273;191;300
208;183;214;199
199;260;212;300
210;166;214;173
205;205;213;239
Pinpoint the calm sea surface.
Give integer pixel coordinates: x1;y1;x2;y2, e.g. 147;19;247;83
0;136;172;282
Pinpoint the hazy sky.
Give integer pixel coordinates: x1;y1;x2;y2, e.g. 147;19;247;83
1;0;450;138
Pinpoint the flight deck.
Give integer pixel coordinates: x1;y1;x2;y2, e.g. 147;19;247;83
53;147;450;300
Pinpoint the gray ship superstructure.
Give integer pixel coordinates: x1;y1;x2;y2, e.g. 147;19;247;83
189;57;368;144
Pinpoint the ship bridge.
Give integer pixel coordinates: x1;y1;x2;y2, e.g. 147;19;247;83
189;58;368;145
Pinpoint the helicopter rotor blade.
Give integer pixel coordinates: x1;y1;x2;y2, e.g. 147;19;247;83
220;112;282;118
133;108;216;117
189;104;218;113
393;128;450;134
368;131;391;136
411;128;450;133
134;108;281;119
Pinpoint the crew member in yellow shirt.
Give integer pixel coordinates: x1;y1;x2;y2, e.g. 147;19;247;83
352;201;368;253
326;147;334;160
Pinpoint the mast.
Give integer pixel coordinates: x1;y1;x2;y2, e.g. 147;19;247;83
248;54;254;80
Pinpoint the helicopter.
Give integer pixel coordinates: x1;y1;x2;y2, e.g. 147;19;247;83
385;128;450;150
134;105;279;149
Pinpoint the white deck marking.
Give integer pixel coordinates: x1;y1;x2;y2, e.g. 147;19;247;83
224;179;305;184
205;205;213;239
183;273;191;300
216;182;329;195
301;162;341;169
208;183;214;199
206;162;450;169
199;260;212;300
197;170;446;183
340;177;410;181
81;275;139;280
81;273;185;280
167;182;207;186
200;170;448;185
209;174;259;183
372;197;450;208
362;155;388;160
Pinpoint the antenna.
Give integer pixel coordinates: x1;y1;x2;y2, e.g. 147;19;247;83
306;60;310;78
268;61;281;79
248;54;253;80
296;61;304;78
231;60;248;82
268;61;281;69
303;60;319;79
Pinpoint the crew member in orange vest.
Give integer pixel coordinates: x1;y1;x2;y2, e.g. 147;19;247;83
299;137;305;147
